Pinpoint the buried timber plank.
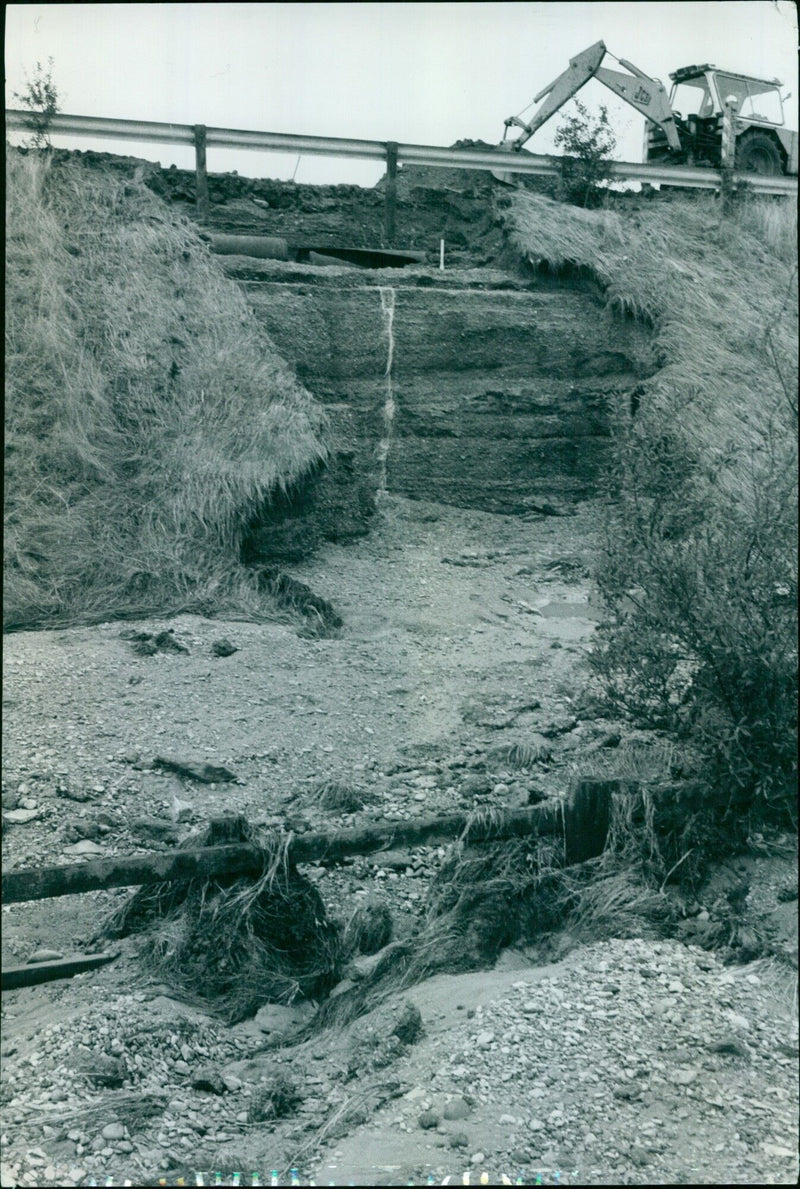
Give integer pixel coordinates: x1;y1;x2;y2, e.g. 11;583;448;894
1;783;613;905
2;951;119;990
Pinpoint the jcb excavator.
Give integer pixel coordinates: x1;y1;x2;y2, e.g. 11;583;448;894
500;40;798;177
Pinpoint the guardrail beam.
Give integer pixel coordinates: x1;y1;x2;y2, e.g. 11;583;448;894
5;108;797;197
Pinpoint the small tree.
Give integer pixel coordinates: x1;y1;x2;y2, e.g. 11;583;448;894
12;58;61;149
553;99;616;208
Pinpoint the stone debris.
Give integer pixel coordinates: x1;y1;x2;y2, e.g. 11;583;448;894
210;638;239;657
253;1002;313;1037
3;808;40;825
26;950;63;965
153;756;238;784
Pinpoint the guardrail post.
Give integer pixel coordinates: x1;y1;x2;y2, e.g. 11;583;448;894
193;124;210;220
384;141;398;246
720;98;737;216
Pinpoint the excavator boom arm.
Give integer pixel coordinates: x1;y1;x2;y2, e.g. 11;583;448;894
504;41;606;144
504;40;682;153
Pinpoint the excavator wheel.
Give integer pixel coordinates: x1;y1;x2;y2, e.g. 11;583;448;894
735;132;784;176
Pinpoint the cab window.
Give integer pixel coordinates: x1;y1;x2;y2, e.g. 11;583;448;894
670;78;715;118
715;74;783;124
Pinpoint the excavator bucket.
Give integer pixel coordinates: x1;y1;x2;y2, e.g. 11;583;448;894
490;165;518;186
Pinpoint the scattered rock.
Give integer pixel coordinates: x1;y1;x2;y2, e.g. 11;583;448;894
27;949;63;964
418;1110;439;1129
709;1036;750;1059
348;941;404;981
253;1003;313;1037
56;784;96;802
73;1054;125;1088
449;1132;469;1150
211;638;239;657
460;774;492;798
130;816;179;844
63;839;105;856
372;850;413;871
154;756;237;783
190;1068;227;1095
391;1001;424;1045
101;1123;125;1141
443;1097;471;1120
64;818;104;843
3;808;39;824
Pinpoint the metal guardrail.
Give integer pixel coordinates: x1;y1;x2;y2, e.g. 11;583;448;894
6;108;797;238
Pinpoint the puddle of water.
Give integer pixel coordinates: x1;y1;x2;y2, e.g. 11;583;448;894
538;601;604;621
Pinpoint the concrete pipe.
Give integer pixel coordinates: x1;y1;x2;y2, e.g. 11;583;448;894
207;233;289;260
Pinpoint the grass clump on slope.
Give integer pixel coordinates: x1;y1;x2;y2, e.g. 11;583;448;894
5;149;328;628
506;190;797;831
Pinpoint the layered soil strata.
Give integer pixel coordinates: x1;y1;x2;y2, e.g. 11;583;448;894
231;260;654;562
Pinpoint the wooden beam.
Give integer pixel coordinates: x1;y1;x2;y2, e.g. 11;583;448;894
2;951;119;990
2;785;613;905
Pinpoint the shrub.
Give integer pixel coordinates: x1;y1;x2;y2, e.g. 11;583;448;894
12;58;61;148
553;99;617;208
506;189;798;835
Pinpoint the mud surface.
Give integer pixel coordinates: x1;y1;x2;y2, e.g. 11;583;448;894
2;495;798;1187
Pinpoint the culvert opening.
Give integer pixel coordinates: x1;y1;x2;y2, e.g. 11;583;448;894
295;245;427;269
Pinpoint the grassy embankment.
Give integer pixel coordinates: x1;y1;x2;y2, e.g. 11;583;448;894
5;149;328;629
508;188;797;839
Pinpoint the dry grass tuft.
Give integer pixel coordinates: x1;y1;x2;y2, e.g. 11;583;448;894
5;149;328;628
506;739;552;769
247;1071;303;1122
343;900;393;955
306;780;372;813
103;815;342;1023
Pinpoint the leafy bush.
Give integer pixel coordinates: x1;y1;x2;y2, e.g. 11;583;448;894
553;99;617;208
12;58;61;148
507;189;798;834
592;264;798;829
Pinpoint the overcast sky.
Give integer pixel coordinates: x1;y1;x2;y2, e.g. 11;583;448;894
5;2;799;185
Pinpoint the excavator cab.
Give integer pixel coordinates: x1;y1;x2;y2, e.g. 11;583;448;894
647;63;795;174
669;65;785;125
